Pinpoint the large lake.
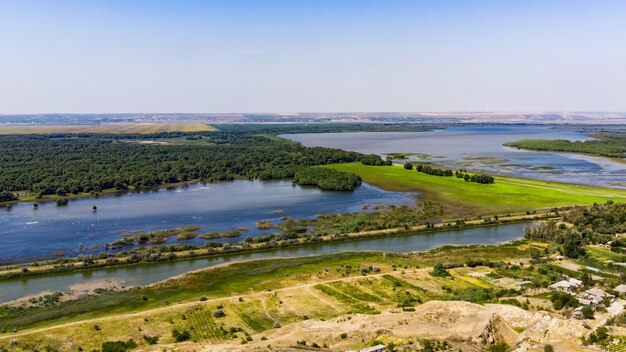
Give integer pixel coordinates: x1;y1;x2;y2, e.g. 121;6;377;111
282;125;626;187
0;222;528;303
0;181;412;264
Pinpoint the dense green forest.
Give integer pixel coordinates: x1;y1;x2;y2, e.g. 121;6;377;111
293;167;362;191
0;129;384;197
504;133;626;158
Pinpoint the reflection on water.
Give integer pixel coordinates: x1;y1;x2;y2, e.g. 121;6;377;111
0;222;528;303
282;125;626;187
0;181;411;263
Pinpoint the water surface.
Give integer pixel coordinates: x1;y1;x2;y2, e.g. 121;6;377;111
0;221;528;303
282;125;626;187
0;181;411;263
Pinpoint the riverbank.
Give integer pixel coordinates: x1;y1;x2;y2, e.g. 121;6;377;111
0;179;212;205
0;210;554;281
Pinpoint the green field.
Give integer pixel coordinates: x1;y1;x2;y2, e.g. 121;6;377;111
325;163;626;215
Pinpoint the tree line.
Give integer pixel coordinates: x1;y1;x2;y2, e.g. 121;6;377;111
0;131;385;197
504;133;626;158
404;163;495;184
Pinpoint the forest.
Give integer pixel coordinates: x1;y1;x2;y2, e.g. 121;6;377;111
504;133;626;158
0;130;382;197
292;167;362;191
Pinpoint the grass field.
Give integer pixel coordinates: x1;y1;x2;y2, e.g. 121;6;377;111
0;241;539;350
0;123;217;134
326;163;626;215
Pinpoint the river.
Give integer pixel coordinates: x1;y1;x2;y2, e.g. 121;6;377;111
0;221;529;303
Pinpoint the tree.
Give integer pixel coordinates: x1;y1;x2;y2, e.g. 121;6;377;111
581;306;594;319
581;272;594;287
551;292;579;310
563;236;584;259
0;192;17;202
430;263;450;277
172;329;191;342
403;162;413;170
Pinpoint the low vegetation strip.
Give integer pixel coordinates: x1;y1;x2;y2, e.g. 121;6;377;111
325;163;626;215
504;136;626;158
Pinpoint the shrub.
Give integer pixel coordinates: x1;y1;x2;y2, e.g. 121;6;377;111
550;292;579;310
487;342;510;352
581;306;595;319
430;263;451;277
142;335;159;345
101;340;137;352
172;329;191;342
0;192;17;202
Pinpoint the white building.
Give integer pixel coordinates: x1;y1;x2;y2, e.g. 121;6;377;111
580;288;613;306
549;278;582;292
613;284;626;295
361;345;386;352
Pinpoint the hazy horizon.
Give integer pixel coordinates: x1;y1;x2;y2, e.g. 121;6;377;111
2;0;626;114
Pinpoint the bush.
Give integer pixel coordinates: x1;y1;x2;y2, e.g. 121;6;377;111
403;162;413;170
487;343;510;352
143;335;159;345
430;263;451;277
101;340;137;352
213;309;226;318
0;192;17;202
581;306;595;319
172;329;191;342
550;292;579;310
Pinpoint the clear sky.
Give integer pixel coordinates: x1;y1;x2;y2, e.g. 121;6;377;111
1;0;625;114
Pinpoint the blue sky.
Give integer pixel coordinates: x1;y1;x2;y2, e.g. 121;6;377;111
1;0;625;113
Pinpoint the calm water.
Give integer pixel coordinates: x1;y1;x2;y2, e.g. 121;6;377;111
282;125;626;187
0;181;412;264
0;222;528;303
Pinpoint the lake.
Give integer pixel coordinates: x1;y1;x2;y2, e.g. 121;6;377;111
0;221;529;303
0;181;412;264
282;125;626;187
